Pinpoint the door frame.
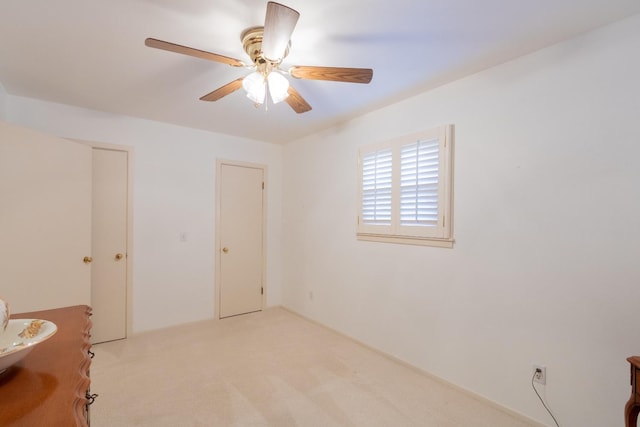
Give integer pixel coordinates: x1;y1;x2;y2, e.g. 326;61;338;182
215;159;267;319
73;139;134;338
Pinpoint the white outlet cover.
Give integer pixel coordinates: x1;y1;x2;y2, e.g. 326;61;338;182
533;365;546;385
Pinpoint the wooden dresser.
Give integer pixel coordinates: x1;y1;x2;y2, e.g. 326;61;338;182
0;305;94;426
627;356;640;427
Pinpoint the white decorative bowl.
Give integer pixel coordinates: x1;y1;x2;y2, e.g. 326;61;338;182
0;319;57;374
0;298;8;332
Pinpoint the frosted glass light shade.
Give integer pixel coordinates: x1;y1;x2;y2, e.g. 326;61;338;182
242;71;266;104
267;72;290;104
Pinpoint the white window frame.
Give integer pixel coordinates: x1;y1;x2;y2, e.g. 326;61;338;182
357;125;454;248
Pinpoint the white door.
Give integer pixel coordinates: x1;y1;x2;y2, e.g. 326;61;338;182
0;122;92;313
91;148;128;343
217;162;265;318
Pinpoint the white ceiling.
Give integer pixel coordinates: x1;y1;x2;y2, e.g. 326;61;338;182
0;1;638;144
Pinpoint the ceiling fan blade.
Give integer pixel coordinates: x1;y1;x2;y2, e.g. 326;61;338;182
145;38;245;67
289;66;373;84
200;78;245;102
262;2;300;61
285;85;312;114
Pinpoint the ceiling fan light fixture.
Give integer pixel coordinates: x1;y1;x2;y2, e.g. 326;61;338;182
242;71;266;104
267;71;290;104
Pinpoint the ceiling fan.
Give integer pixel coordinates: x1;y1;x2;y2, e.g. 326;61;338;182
145;1;373;113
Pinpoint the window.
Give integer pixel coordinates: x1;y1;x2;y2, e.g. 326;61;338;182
357;125;454;247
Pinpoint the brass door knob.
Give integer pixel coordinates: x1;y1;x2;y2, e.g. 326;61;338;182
115;253;124;261
83;256;93;264
222;247;229;253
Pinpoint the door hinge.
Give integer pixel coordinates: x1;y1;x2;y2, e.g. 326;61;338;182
262;182;264;190
261;287;264;295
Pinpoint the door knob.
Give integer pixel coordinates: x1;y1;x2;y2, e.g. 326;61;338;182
222;247;229;253
115;253;124;261
83;256;93;264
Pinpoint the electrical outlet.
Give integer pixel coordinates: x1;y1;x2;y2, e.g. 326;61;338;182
533;365;546;385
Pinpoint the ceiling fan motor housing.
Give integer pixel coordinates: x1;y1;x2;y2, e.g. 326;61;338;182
241;26;289;67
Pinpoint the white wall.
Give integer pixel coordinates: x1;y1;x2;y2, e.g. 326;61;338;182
283;14;640;427
0;82;6;120
5;98;283;334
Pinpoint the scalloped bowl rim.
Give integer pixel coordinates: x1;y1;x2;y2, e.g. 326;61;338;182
0;319;57;373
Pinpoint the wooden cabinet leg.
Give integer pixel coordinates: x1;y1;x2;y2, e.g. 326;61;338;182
626;399;639;427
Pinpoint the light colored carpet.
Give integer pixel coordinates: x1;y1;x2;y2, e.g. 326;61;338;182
91;307;537;427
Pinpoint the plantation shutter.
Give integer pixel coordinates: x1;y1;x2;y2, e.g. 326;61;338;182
361;148;392;225
400;138;439;227
357;124;453;245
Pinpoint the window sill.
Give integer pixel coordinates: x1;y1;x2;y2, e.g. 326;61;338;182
357;233;454;248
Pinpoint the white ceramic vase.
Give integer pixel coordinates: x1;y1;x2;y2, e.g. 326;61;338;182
0;297;8;332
